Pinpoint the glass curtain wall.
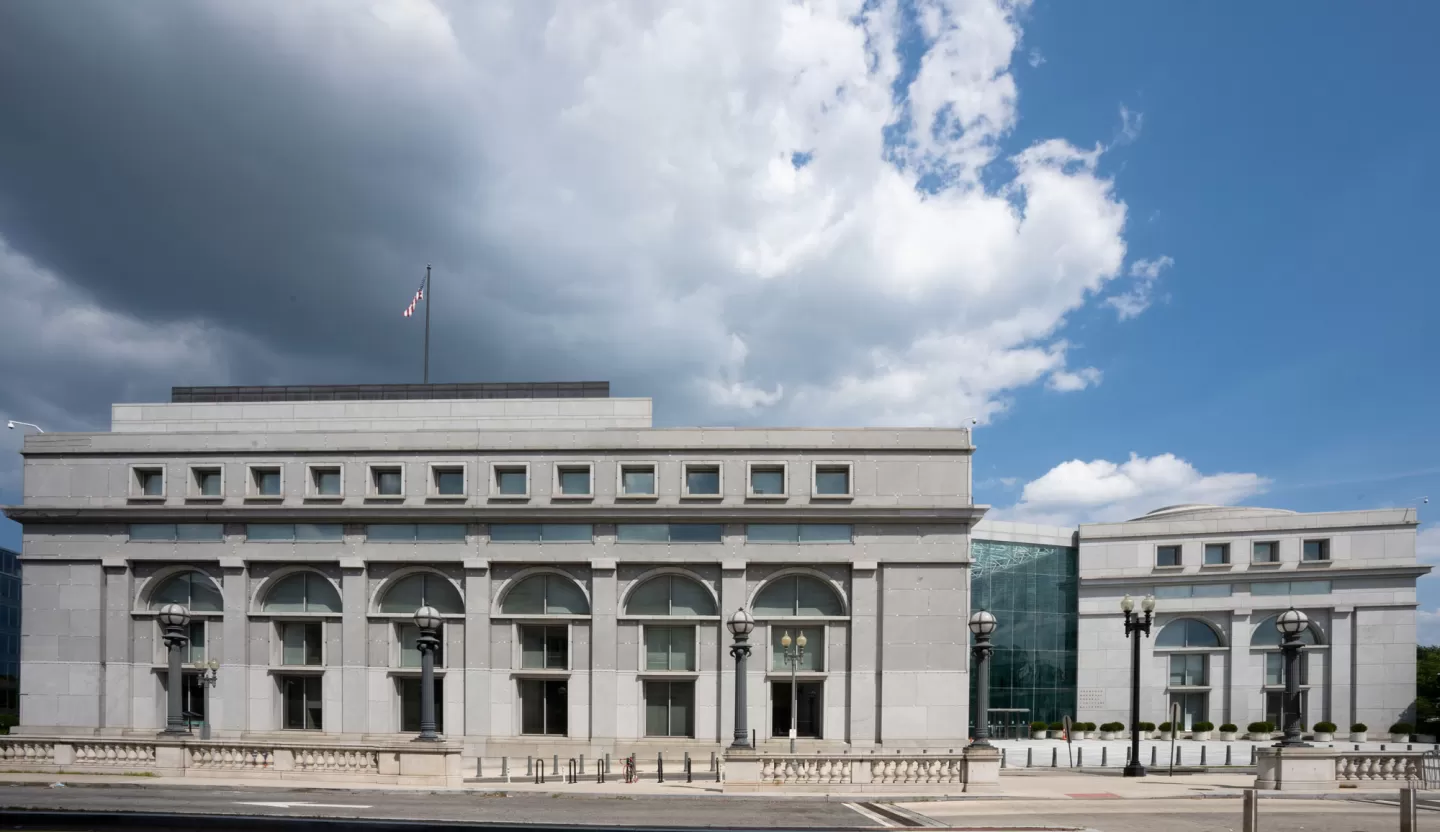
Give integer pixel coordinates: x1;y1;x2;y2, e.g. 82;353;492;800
969;539;1079;733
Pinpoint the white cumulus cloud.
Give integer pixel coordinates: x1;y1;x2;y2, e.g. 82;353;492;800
1105;255;1175;321
999;452;1272;526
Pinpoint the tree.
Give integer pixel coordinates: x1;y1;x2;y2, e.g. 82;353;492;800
1417;646;1440;737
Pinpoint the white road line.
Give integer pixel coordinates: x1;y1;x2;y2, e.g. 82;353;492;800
843;802;898;828
234;801;374;809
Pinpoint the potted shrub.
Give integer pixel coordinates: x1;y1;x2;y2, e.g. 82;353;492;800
1389;722;1414;743
1350;723;1368;743
1138;721;1156;739
1247;721;1275;741
1218;723;1238;741
1030;720;1048;739
1158;721;1174;741
1312;721;1336;742
1099;721;1121;741
1079;721;1096;739
1192;721;1214;741
1048;721;1066;739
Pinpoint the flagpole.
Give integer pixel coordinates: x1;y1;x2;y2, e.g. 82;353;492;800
423;264;431;384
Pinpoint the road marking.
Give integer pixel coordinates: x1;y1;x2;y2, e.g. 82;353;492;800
844;802;898;827
235;801;374;809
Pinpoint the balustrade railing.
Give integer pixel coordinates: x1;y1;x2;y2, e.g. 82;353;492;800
73;742;156;767
759;756;853;784
869;756;965;785
1336;752;1423;782
292;747;379;774
0;741;54;763
188;745;273;770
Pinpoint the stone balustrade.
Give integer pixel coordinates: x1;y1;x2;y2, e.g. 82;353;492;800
0;737;460;786
725;747;1000;793
1336;751;1424;783
1256;746;1432;791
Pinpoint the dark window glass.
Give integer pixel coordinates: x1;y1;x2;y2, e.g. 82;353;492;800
373;468;403;496
495;468;528;495
617;524;668;543
1203;543;1229;565
684;466;720;495
434;468;464;495
281;621;323;666
519;679;568;735
1156;545;1181;566
311;467;342;496
399;677;443;733
557;468;591;495
1252;541;1278;563
1302;540;1329;561
520;625;569;669
1155;619;1222;649
252;468;281;496
130;524;177;542
621;467;656;495
137;469;164;496
644;680;694;737
281;675;322;730
750;467;785;495
194;468;222;497
248;524;295;542
814;467;850;495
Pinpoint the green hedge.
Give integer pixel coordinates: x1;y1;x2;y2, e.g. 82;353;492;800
1247;721;1275;733
1390;722;1414;734
1313;721;1337;733
1219;723;1238;732
1194;721;1214;732
1350;723;1368;732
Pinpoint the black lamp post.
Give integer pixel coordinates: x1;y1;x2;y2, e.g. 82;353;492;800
779;630;807;753
413;605;442;742
1275;607;1311;748
969;610;997;748
196;659;219;740
727;608;755;750
157;603;192;736
1121;593;1156;777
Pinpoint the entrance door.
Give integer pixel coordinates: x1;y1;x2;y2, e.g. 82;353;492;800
771;682;822;739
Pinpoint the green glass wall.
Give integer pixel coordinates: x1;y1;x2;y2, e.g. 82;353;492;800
969;539;1078;732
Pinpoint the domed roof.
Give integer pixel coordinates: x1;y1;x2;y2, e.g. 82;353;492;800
1128;504;1296;522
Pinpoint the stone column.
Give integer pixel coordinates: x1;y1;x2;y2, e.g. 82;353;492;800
339;557;368;734
219;558;248;734
100;558;132;732
463;559;491;738
589;559;618;747
1330;607;1353;730
848;562;878;747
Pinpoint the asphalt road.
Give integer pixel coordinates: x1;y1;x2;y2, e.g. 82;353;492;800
0;785;867;829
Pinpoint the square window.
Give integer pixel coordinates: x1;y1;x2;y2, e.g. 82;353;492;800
747;462;787;498
644;625;696;671
1302;539;1329;562
1156;545;1182;567
1168;653;1207;687
812;462;852;498
770;626;823;672
369;465;404;498
397;623;444;668
1252;541;1278;563
131;466;165;499
553;463;594;498
520;625;569;669
644;680;694;738
682;462;722;498
519;678;567;736
618;462;658;498
280;621;323;666
248;465;283;498
492;464;530;498
189;467;222;499
430;464;465;497
1203;543;1230;565
307;465;343;499
1265;653;1309;687
280;675;322;730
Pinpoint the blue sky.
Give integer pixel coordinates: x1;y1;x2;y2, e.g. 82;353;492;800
0;1;1435;633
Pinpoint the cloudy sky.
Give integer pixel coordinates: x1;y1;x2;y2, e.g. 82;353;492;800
1;2;1437;633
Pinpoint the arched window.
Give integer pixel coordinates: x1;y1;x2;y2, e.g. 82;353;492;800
149;571;222;612
625;575;716;616
379;572;463;614
501;573;589;615
262;572;342;613
1252;614;1318;646
753;574;843;617
1155;618;1223;649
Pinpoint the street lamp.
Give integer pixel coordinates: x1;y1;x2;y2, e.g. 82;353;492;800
727;608;755;750
1121;594;1156;777
413;605;442;742
157;603;192;736
5;420;44;433
195;659;219;740
1275;608;1311;748
780;630;807;753
969;610;998;748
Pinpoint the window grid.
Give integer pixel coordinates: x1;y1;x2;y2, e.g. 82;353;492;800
520;625;569;669
280;621;324;666
1203;543;1230;566
617;462;658;498
552;463;594;498
811;462;853;498
429;464;466;497
681;462;722;498
189;466;223;499
1302;539;1330;562
306;465;343;499
368;464;405;498
247;465;283;498
281;675;323;730
492;464;530;498
747;462;787;498
131;466;165;499
1252;541;1279;563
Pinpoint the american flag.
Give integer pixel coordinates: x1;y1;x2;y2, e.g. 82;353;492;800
402;272;427;317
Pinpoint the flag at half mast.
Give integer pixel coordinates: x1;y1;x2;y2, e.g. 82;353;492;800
402;271;427;317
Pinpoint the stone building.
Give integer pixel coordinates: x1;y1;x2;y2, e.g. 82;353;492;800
5;383;981;757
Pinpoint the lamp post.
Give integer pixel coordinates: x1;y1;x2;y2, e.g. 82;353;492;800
413;605;442;741
1275;608;1311;748
727;608;755;750
779;630;807;753
969;610;998;748
195;659;219;740
5;420;44;433
1121;594;1156;777
157;603;192;736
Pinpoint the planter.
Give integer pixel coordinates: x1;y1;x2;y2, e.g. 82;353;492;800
1246;733;1270;741
1075;731;1091;740
1391;733;1411;743
1099;731;1116;741
1158;731;1173;742
1218;732;1237;742
1349;732;1367;743
1033;731;1049;740
1313;732;1334;742
1192;731;1212;741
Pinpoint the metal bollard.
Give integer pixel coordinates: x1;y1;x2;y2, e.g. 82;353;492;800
579;754;585;776
606;753;612;775
502;757;509;781
1176;746;1182;766
1077;748;1083;767
1242;789;1257;832
1150;745;1157;766
711;751;717;772
1052;747;1058;767
597;759;606;784
686;756;693;784
554;754;560;776
1026;747;1033;767
568;758;577;784
527;755;534;777
1400;786;1417;832
1201;746;1207;766
657;752;665;784
1102;746;1108;767
1225;745;1232;766
1251;745;1256;765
